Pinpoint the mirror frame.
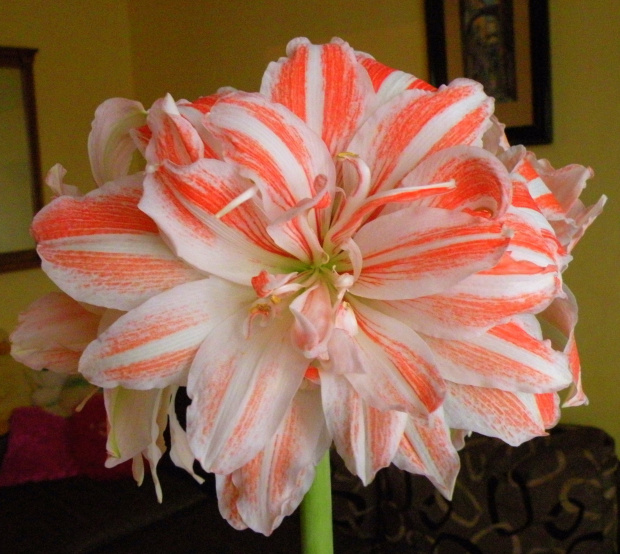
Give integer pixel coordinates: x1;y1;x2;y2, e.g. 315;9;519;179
0;46;43;273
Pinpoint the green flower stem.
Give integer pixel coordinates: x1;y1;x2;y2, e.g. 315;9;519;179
301;451;334;554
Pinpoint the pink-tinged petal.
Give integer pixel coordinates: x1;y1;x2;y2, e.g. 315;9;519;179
356;51;435;106
329;298;445;417
348;78;493;195
398;145;512;218
350;206;509;300
290;282;333;360
321;372;407;485
11;292;100;373
88;98;147;186
383;258;560;340
444;382;546;446
216;386;330;535
261;37;373;156
187;306;308;474
392;410;460;499
145;94;204;166
33;176;203;311
81;278;252;388
421;317;571;393
45;164;81;197
140;161;293;283
538;287;587;407
205;91;335;221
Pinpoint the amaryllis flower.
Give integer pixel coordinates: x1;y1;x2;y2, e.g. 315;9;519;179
12;37;604;535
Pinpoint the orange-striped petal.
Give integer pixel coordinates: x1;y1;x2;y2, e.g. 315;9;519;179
350;206;509;300
33;176;203;311
321;372;407;485
187;304;308;474
216;386;329;535
80;278;251;388
348;78;493;195
262;37;373;156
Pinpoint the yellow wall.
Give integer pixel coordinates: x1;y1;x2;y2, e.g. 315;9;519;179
1;0;619;449
0;0;135;331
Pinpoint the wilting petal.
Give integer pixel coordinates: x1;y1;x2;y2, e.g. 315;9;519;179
392;409;460;499
350;206;509;300
104;386;170;501
356;51;435;105
422;316;572;393
168;392;205;484
261;37;373;156
187;305;308;474
348;78;493;194
329;298;445;417
444;382;546;446
145;94;205;166
216;385;330;535
321;372;407;485
88;98;147;186
11;292;100;373
81;278;252;388
141;161;292;282
33;176;203;311
205;91;335;221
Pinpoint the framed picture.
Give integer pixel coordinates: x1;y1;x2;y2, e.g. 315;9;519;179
424;0;552;145
0;46;43;273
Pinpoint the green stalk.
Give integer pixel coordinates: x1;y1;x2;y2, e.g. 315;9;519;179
300;451;334;554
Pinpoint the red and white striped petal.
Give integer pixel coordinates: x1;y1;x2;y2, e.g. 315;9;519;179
348;78;494;195
261;37;374;156
538;287;587;407
205;92;335;221
398;145;512;218
144;94;206;166
356;51;435;106
536;392;561;429
329;298;445;417
80;278;251;388
383;259;560;340
187;305;309;474
88;98;147;187
392;409;461;499
444;382;547;446
216;385;330;535
33;176;203;311
421;316;572;393
321;372;407;485
140;161;292;283
177;91;231;159
10;292;100;373
350;206;509;300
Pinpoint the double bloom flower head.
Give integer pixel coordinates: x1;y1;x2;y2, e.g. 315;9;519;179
11;38;605;535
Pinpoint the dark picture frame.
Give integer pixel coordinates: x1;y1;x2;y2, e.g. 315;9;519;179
424;0;552;145
0;46;43;273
